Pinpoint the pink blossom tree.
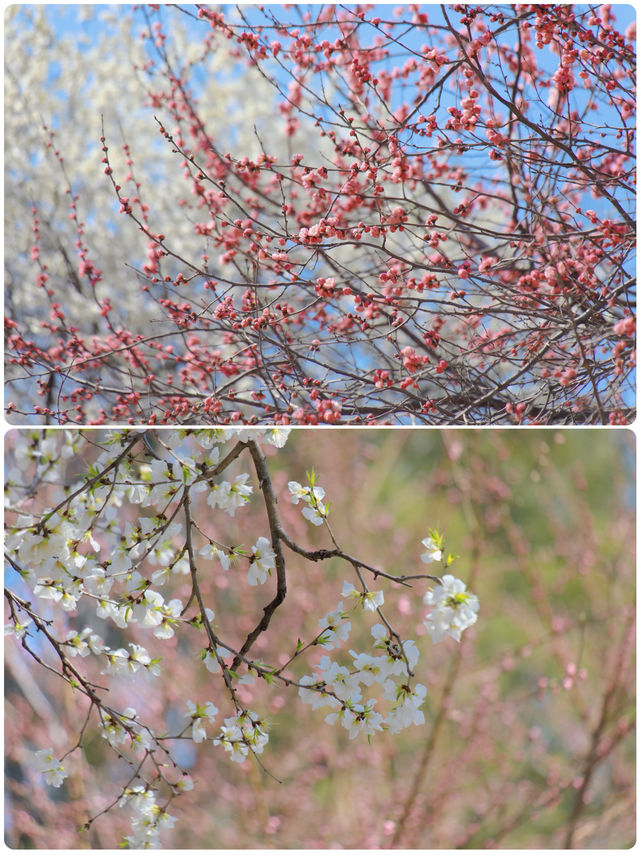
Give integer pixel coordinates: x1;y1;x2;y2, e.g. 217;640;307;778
5;4;635;425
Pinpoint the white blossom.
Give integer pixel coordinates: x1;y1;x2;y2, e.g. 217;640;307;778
175;775;194;792
423;575;479;643
341;581;384;612
65;628;93;657
186;700;218;743
213;710;268;762
317;602;351;648
315;655;363;703
135;589;183;639
298;675;332;709
421;532;443;563
386;684;427;733
288;480;328;525
262;427;291;448
5;616;32;639
34;748;68;788
101;713;128;748
207;473;253;516
349;651;393;687
248;536;275;586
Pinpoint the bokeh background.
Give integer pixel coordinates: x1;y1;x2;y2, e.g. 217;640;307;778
5;428;635;848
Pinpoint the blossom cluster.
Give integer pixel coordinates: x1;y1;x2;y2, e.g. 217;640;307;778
119;785;178;849
424;575;480;644
288;477;329;526
295;532;479;741
298;616;427;740
6;428;289;632
420;532;479;641
213;709;270;763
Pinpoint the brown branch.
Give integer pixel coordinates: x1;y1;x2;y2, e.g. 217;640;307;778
228;439;288;671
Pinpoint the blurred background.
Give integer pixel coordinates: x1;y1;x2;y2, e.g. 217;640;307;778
5;428;635;848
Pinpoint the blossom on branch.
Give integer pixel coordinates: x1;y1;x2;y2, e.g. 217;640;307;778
34;748;68;788
248;536;275;585
341;580;384;612
423;575;480;643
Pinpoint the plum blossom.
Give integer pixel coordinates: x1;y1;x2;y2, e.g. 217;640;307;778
370;624;420;675
248;536;275;585
200;636;231;676
386;683;428;733
421;531;443;563
349;651;393;687
120;708;154;753
102;643;156;679
5;615;32;639
424;574;479;643
100;712;129;748
83;569;114;597
213;710;269;762
341;580;384;612
175;775;194;792
34;748;68;788
315;655;363;703
262;427;291;448
214;721;249;762
207;473;253;516
186;700;218;743
199;542;244;572
317;602;351;648
135;589;183;639
120;785;176;848
287;479;328;525
287;481;311;504
95;598;133;629
298;675;333;709
326;700;384;740
65;627;105;657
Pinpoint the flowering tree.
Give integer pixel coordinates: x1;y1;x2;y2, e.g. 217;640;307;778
5;4;635;425
5;427;635;848
5;427;479;847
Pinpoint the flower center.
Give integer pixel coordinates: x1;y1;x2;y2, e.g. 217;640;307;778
445;592;470;609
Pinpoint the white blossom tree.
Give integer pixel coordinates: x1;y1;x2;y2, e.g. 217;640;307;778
5;427;477;847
